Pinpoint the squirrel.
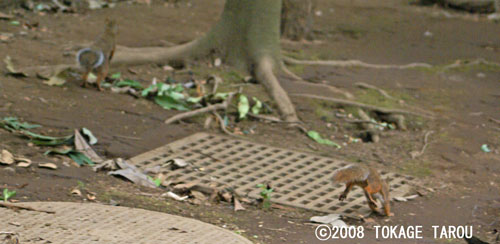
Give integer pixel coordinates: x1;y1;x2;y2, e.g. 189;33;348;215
76;18;117;91
332;164;393;216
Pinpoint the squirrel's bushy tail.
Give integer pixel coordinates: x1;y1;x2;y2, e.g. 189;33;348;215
76;48;104;69
332;165;370;183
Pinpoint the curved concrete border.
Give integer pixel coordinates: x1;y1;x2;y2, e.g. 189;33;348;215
0;202;252;244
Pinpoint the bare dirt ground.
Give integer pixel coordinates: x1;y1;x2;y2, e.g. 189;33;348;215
0;0;499;243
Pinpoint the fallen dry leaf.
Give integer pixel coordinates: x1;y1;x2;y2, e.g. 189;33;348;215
74;129;103;163
71;189;82;196
0;12;14;20
87;193;96;201
4;56;28;77
0;33;13;42
16;162;32;168
0;149;15;165
173;181;199;191
221;192;232;202
190;190;207;201
38;162;58;170
234;198;245;212
14;157;31;163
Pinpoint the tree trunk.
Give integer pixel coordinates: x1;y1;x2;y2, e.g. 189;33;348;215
281;0;316;41
114;0;299;122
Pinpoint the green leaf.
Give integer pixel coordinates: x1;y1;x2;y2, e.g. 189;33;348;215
141;84;157;97
111;72;121;80
2;189;16;202
45;149;94;166
251;97;262;115
153;178;162;187
157;83;171;96
481;144;491;153
154;96;189;111
307;130;341;149
69;152;95;166
115;79;143;89
10;20;20;26
1;117;41;131
167;91;185;101
186;96;203;104
238;94;250;119
22;130;73;146
81;128;98;145
214;93;229;100
44;148;73;155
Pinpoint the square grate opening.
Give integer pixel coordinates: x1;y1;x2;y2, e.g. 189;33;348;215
129;133;416;215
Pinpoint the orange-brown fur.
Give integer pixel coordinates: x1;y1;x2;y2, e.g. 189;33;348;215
332;165;392;216
78;19;117;91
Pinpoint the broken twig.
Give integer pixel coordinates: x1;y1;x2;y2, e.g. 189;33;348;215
164;93;235;124
212;112;235;136
410;131;434;159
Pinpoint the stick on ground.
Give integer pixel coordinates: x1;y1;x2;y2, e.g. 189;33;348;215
164;93;235;124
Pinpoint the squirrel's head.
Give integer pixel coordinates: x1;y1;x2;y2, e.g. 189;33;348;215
105;18;118;35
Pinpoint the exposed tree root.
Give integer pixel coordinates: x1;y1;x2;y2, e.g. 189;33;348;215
247;113;285;123
283;56;500;70
489;117;500;125
256;57;299;122
355;82;395;100
283;56;433;69
290;93;435;118
280;63;355;99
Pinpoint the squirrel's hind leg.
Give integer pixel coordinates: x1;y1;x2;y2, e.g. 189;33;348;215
96;63;109;91
81;70;90;88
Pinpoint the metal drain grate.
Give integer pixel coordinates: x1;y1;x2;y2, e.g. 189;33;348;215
129;133;416;215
